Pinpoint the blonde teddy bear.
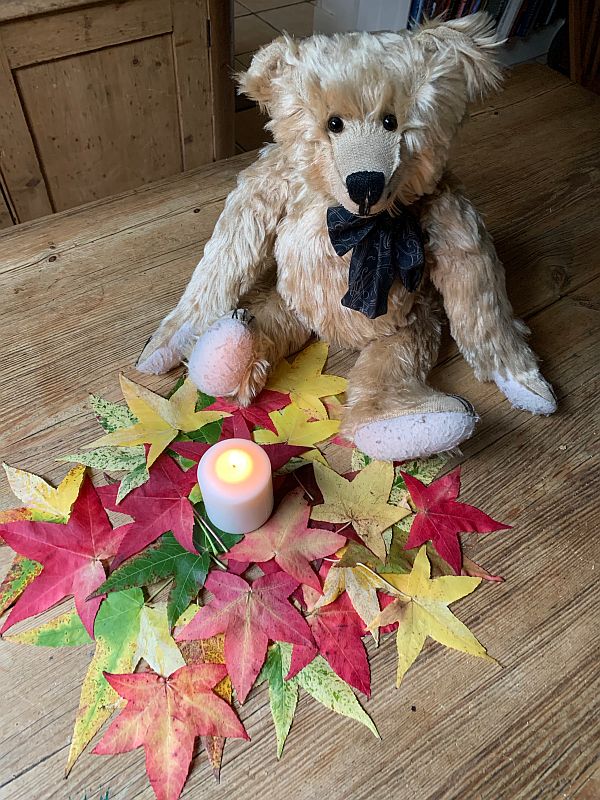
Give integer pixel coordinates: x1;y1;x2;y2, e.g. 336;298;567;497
137;13;556;461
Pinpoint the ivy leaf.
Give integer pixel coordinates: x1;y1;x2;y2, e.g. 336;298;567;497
58;446;145;472
310;461;411;561
91;533;210;627
86;375;229;466
266;342;347;420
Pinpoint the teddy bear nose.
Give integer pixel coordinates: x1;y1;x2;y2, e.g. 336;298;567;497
346;171;385;210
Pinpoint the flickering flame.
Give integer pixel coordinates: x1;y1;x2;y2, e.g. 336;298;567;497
214;448;254;484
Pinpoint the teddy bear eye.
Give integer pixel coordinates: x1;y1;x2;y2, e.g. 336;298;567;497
327;116;344;133
382;114;398;132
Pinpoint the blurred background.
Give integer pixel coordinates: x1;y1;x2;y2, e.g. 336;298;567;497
0;0;595;230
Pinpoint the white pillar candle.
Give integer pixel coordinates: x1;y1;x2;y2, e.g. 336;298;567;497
196;438;273;534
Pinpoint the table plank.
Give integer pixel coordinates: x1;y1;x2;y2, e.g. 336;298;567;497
1;65;599;800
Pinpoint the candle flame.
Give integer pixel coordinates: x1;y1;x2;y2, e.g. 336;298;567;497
214;448;254;484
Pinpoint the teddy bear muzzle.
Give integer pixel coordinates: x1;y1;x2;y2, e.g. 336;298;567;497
346;170;385;216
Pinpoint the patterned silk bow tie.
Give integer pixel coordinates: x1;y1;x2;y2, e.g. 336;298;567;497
326;205;425;319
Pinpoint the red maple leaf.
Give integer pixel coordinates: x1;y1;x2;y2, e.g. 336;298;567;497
208;389;289;434
225;488;346;591
401;467;511;574
98;454;198;567
93;665;248;800
0;475;128;637
177;570;314;703
287;590;371;697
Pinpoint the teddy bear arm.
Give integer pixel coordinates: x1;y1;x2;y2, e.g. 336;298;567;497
422;184;556;414
137;151;288;375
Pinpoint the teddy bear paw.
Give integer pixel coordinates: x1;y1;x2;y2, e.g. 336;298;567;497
493;369;557;415
187;311;260;400
354;395;478;461
137;321;196;375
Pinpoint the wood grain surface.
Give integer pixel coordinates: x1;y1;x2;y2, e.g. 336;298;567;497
0;64;598;800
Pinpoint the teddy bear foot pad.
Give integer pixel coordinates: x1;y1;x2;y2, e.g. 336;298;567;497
354;406;478;461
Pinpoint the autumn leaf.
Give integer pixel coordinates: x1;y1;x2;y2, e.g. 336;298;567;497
310;461;411;561
312;558;385;643
7;588;184;772
0;475;129;637
257;641;298;758
254;402;340;448
92;665;248;800
0;554;42;616
266;342;347;420
89;393;138;433
5;606;93;647
87;375;229;467
177;570;314;703
206;389;290;434
97;454;199;567
3;462;86;522
179;633;231;781
225;488;346;591
91;532;210;627
258;642;378;757
402;467;510;574
371;546;494;686
58;446;149;503
288;588;371;697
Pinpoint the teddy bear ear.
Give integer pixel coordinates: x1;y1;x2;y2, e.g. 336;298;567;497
415;12;504;101
236;34;297;110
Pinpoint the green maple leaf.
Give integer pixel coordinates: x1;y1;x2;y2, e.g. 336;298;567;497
92;533;210;627
259;642;379;758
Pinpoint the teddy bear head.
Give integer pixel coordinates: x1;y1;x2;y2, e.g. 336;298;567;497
238;12;502;215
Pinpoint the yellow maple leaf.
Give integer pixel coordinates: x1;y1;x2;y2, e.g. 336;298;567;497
2;463;86;522
310;461;411;561
312;557;386;643
371;546;494;686
86;374;229;467
266;342;347;420
254;402;340;449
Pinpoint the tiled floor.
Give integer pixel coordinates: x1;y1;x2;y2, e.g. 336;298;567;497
234;1;315;152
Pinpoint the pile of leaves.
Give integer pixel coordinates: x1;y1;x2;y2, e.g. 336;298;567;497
0;343;509;800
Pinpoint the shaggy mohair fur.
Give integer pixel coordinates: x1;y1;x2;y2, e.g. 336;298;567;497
138;13;556;461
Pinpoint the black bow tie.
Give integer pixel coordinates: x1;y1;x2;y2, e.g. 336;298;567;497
327;205;425;319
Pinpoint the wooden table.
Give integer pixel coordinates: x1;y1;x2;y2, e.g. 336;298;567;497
0;64;598;800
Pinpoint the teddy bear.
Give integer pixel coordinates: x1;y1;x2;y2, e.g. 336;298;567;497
136;12;556;462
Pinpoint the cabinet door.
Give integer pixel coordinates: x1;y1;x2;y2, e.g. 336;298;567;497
0;0;234;221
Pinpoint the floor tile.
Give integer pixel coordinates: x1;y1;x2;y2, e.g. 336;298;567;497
235;14;279;54
235;105;273;152
234;2;250;17
241;0;306;12
258;2;314;37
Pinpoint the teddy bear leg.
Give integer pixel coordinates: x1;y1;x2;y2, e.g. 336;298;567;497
424;183;557;415
344;298;478;461
188;283;311;406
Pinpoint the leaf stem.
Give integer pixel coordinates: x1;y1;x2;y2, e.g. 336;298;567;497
294;472;315;502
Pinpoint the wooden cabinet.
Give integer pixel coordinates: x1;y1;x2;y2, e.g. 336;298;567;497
0;0;234;227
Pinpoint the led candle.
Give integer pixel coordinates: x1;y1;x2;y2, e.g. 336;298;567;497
196;438;273;534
